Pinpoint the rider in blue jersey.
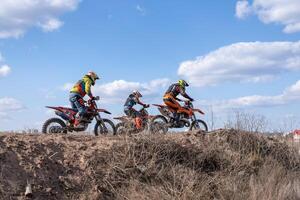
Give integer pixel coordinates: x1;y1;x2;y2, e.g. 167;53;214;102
124;90;149;129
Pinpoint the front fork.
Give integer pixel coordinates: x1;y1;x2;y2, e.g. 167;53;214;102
191;114;199;128
95;114;101;122
95;114;108;131
191;114;197;122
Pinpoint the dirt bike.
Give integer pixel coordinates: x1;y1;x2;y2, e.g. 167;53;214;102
42;97;116;136
114;105;167;135
151;100;208;132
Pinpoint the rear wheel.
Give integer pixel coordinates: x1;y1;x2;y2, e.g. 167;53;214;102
94;119;116;136
190;120;208;132
150;115;168;134
42;118;67;134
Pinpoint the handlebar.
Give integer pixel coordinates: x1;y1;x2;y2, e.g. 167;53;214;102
183;100;191;104
88;96;100;102
87;96;99;101
85;96;100;106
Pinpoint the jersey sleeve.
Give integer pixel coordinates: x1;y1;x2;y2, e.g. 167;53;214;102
180;87;192;100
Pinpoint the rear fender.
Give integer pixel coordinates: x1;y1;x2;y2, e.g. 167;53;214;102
114;116;129;123
46;106;64;112
46;106;76;120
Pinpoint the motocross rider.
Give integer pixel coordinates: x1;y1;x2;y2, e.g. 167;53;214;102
69;71;99;127
163;80;194;125
124;90;149;129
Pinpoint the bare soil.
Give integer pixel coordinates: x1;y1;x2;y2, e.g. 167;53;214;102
0;130;299;200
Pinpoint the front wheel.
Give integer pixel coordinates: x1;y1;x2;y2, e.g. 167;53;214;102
190;119;208;132
115;122;128;135
42;118;67;134
150;115;168;134
94;119;116;136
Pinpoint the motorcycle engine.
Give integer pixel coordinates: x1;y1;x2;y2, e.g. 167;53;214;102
74;123;88;132
177;114;190;128
83;113;94;123
179;119;190;128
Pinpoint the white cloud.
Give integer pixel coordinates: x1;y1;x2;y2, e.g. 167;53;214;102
0;65;11;77
0;97;24;121
178;41;300;87
38;18;64;32
0;97;24;112
236;0;300;33
236;0;252;19
0;0;81;39
96;80;141;96
94;78;169;98
206;80;300;110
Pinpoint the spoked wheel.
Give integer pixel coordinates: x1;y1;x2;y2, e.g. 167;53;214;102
42;118;67;134
150;115;168;134
190;120;208;132
115;123;129;135
116;122;144;135
94;119;116;136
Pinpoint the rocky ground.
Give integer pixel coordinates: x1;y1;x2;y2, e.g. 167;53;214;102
0;130;299;200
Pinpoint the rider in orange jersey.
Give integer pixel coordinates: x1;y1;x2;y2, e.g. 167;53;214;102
163;80;194;125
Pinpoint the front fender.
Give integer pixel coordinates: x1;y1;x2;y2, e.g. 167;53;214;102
193;109;205;115
97;109;112;114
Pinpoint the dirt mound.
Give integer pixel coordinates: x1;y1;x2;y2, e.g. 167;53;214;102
0;130;299;200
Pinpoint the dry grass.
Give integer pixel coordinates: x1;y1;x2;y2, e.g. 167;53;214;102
0;130;299;200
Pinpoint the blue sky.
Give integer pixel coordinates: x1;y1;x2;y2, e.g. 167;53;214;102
0;0;300;131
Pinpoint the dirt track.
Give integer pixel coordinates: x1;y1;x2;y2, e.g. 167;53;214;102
0;134;119;199
0;130;299;200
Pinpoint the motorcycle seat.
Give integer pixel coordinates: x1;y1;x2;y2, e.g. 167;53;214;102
60;107;78;112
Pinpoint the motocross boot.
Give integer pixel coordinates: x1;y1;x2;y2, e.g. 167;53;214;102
135;117;143;129
74;114;85;129
174;112;181;127
170;112;180;127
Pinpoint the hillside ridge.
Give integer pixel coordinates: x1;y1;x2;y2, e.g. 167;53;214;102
0;130;299;200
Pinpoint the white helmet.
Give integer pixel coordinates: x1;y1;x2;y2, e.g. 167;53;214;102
133;90;142;98
87;71;100;82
